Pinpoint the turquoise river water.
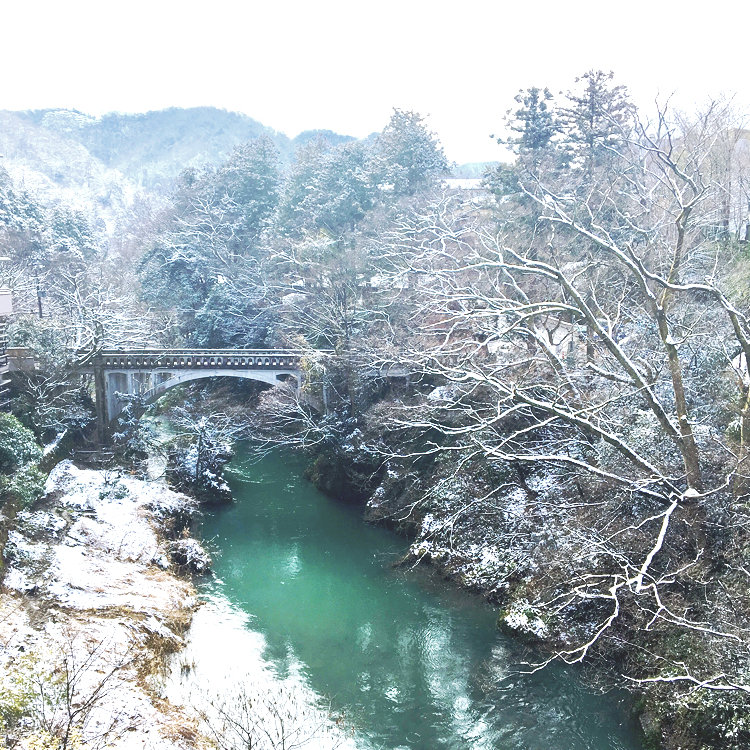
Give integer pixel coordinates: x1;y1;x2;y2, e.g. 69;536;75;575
193;446;644;750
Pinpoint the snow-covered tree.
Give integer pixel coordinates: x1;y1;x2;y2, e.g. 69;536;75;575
138;137;281;346
278;138;378;237
374;109;449;196
373;99;750;696
558;69;634;173
502;86;559;163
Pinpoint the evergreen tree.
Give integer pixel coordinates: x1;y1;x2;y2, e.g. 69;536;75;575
375;109;449;196
486;87;561;201
139;137;281;346
503;86;558;164
215;135;280;246
278;138;378;238
558;70;634;172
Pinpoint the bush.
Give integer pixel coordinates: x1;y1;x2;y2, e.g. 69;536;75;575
0;413;42;475
0;464;47;508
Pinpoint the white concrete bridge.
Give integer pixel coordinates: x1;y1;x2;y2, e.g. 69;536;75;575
83;348;321;441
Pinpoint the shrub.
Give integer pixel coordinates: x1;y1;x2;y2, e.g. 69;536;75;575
0;412;42;475
0;463;47;508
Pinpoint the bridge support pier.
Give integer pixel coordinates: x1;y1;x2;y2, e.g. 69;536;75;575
93;364;110;445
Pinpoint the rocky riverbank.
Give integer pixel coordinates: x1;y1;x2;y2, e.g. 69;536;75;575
0;460;210;749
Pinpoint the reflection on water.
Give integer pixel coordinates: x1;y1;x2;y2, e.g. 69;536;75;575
165;596;354;749
181;447;642;750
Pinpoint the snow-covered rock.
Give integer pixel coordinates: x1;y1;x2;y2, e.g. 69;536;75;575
427;384;460;402
501;600;549;639
169;537;212;575
1;460;202;748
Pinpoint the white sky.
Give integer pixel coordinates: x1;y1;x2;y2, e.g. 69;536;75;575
2;0;748;164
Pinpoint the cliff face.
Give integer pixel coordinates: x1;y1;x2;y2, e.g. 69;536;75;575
0;461;206;748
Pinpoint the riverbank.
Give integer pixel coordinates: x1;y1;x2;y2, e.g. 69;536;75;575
0;460;207;748
308;401;748;750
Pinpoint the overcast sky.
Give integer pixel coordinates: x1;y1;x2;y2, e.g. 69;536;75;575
2;0;748;164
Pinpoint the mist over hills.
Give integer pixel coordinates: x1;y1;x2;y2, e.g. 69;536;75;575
0;106;495;239
0;106;365;235
1;106;361;191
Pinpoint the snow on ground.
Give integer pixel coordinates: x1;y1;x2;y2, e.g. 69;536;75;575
427;384;460;402
0;460;204;749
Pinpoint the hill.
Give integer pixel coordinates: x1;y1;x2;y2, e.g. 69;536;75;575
10;107;296;192
0;107;356;233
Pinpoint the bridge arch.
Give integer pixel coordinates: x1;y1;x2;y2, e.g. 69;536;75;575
142;370;297;411
143;370;298;403
86;348;318;441
104;368;300;423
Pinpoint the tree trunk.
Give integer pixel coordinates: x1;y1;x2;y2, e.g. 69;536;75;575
734;388;750;500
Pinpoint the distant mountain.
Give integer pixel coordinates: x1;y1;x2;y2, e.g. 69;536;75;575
291;129;357;149
0;109;141;233
0;107;357;234
10;107;299;192
4;107;360;192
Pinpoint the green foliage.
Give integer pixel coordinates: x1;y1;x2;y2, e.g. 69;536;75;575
0;413;45;514
638;688;750;750
375;109;449;196
0;463;46;509
0;653;38;730
0;412;42;474
137;106;452;351
0;166;46;239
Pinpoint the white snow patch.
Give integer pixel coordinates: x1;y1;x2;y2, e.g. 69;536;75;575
18;509;67;535
281;291;309;306
427;385;460;402
6;530;47;561
3;566;36;593
502;600;549;638
42;431;65;457
504;487;528;518
10;460;197;615
421;513;444;534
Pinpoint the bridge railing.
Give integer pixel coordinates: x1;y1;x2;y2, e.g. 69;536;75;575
90;349;332;371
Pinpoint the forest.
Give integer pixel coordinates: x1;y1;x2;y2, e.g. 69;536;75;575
2;71;750;749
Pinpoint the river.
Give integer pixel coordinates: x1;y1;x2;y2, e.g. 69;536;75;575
171;445;643;750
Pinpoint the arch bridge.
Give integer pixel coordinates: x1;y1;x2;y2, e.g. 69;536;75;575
85;349;318;442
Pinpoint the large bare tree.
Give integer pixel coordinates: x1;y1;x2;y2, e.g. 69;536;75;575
373;102;750;693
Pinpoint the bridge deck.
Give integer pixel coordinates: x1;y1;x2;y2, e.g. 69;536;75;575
91;349;326;371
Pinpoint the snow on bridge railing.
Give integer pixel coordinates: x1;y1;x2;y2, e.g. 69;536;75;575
84;348;333;371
